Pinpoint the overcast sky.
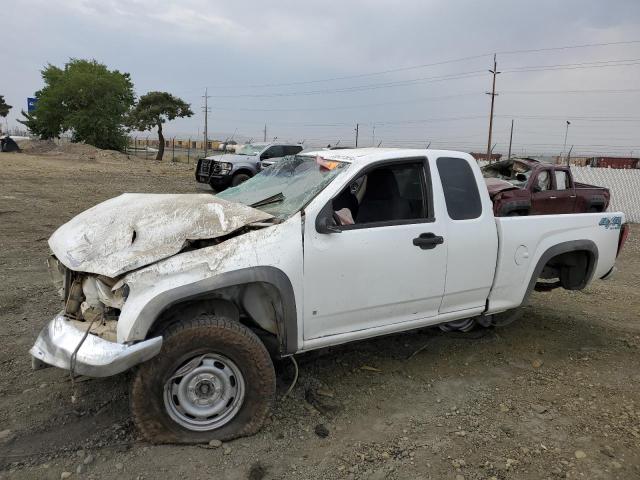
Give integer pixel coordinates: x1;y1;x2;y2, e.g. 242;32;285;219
3;0;640;155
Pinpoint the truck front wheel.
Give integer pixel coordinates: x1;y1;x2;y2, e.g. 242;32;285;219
231;172;251;187
130;314;275;443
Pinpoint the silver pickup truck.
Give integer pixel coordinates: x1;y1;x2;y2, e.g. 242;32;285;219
195;142;303;191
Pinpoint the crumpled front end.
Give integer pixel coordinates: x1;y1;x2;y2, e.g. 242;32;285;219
30;256;163;377
30;193;275;377
30;313;162;377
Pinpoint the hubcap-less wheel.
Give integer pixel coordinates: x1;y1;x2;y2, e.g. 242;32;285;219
164;354;245;432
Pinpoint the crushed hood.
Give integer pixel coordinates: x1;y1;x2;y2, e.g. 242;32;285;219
484;177;519;196
49;193;272;277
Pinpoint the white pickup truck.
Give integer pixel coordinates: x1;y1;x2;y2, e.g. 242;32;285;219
30;148;628;443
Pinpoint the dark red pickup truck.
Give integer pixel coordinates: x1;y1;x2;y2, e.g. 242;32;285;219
482;158;610;216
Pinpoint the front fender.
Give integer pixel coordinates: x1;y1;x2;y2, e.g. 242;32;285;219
116;214;304;354
129;266;298;355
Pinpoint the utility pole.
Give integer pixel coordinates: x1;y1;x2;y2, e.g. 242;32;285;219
202;88;211;157
355;123;359;147
372;123;376;147
507;119;514;160
486;54;500;164
263;124;267;142
562;120;571;161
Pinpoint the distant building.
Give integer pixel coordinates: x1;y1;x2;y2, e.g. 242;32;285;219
555;156;639;168
586;156;639;169
470;152;502;162
554;156;591;166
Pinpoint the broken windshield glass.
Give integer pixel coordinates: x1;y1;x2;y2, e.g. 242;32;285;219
236;144;265;156
217;155;350;219
481;160;532;187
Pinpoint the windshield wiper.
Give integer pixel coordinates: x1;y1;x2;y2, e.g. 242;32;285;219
250;192;285;208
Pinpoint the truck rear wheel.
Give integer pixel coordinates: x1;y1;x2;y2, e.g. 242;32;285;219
130;314;275;444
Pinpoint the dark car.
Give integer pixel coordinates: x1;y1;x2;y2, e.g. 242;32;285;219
482;158;610;216
195;142;303;191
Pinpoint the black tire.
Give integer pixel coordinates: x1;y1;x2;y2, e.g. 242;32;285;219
131;314;275;444
506;211;522;217
231;173;251;187
588;206;600;213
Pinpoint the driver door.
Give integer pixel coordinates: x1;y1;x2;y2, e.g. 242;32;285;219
530;168;554;214
302;159;447;340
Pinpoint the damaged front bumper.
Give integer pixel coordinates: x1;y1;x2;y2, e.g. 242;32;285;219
29;313;163;377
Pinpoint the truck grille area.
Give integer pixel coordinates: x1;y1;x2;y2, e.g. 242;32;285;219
199;159;222;176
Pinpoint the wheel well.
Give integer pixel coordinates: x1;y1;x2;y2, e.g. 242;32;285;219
538;250;593;290
521;241;598;306
233;169;253;178
148;282;285;357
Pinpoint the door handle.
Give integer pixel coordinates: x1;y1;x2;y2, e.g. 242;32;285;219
413;233;444;250
549;196;557;199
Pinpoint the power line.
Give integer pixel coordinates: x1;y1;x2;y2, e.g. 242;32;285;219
204;39;640;89
208;92;480;112
207;54;492;89
503;57;640;73
207;71;487;98
215;113;640;129
205;58;640;99
502;88;640;95
203;87;640;114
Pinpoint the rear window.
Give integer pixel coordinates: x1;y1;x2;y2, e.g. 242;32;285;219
437;157;482;220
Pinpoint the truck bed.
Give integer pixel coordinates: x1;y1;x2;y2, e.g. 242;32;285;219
487;212;624;314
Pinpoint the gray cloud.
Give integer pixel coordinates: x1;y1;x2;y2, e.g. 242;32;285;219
3;0;640;155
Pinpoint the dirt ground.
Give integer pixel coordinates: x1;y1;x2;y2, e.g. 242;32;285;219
0;152;639;480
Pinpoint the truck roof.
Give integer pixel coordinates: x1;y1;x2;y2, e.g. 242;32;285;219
302;148;473;165
247;142;302;147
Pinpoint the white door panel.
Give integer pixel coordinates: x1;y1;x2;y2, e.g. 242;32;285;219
303;222;447;340
438;216;498;313
433;155;499;314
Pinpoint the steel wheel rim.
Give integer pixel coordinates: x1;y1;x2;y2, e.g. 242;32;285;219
163;353;245;431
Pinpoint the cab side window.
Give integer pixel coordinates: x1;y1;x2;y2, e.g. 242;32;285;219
284;145;303;156
535;170;551;192
437;157;482;220
332;162;428;226
262;146;284;159
554;170;569;190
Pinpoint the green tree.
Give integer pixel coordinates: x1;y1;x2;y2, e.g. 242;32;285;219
19;59;134;150
0;95;11;118
127;91;193;160
0;95;11;135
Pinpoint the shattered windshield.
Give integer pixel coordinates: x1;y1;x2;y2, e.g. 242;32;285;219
217;155;350;219
481;160;532;187
236;144;265;156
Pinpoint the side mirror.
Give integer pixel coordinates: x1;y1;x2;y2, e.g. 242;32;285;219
316;213;342;234
515;173;527;182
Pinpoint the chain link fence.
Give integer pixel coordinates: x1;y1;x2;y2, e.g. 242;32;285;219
571;166;640;223
126;137;204;164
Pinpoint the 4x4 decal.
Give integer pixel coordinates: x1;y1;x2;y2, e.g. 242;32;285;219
599;216;622;230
